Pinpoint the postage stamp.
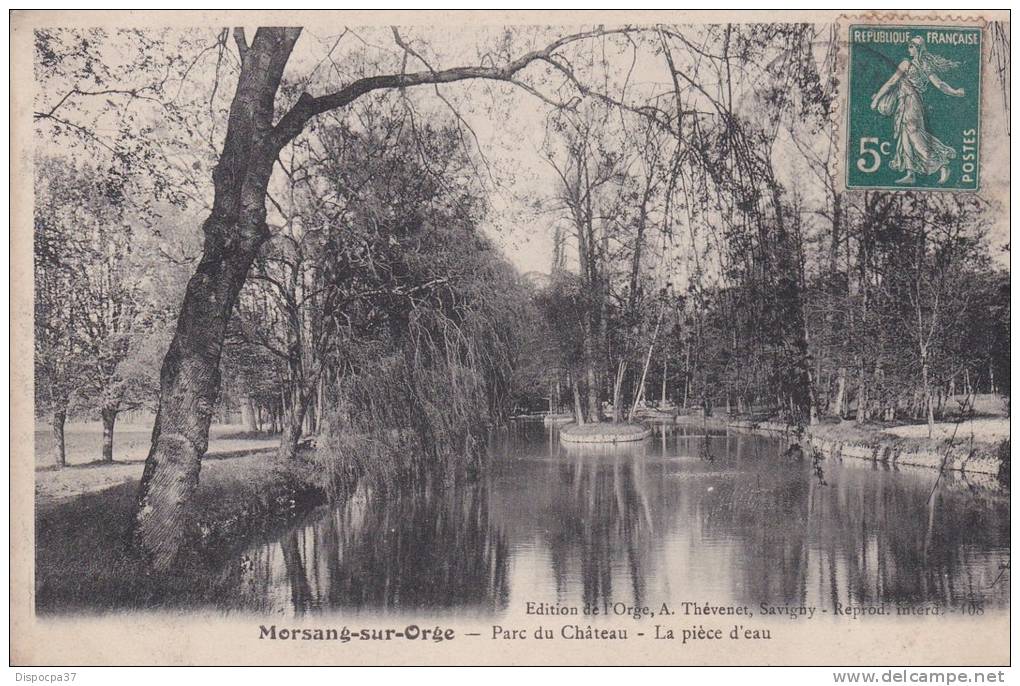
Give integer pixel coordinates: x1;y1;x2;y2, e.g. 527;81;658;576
845;23;983;191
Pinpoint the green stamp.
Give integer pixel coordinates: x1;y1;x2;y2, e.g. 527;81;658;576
846;24;982;191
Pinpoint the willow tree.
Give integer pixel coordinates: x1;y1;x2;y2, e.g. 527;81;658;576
131;26;634;568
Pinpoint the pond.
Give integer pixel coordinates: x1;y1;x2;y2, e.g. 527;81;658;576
217;422;1010;617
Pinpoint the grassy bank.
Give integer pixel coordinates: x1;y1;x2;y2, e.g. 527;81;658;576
35;452;329;614
805;420;1006;480
680;414;1009;484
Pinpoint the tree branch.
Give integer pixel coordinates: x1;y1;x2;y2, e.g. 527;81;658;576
233;27;249;61
269;27;638;151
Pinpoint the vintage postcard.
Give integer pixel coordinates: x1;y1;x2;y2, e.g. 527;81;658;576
10;10;1011;667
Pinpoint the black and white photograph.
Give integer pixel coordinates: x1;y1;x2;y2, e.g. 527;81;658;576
9;9;1012;669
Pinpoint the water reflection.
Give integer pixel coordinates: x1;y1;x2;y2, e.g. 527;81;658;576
219;423;1009;616
222;481;510;615
545;443;654;607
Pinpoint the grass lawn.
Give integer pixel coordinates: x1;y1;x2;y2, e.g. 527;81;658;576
35;421;285;503
34;421;280;469
882;417;1009;443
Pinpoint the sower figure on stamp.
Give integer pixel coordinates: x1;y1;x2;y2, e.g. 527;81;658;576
870;35;966;185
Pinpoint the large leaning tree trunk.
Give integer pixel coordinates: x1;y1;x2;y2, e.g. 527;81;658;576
132;25;618;569
132;29;302;568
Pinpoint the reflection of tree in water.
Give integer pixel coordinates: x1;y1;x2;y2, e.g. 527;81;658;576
544;446;655;607
808;468;1010;609
696;463;812;604
219;430;1009;616
279;531;314;615
696;455;1010;609
223;480;510;615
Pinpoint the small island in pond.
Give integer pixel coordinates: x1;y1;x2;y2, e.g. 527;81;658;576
559;422;651;444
